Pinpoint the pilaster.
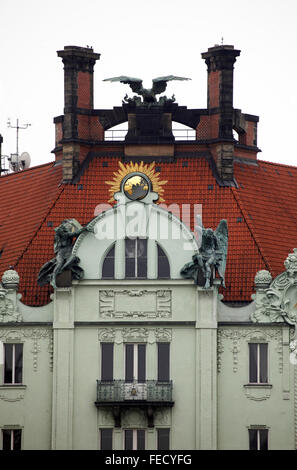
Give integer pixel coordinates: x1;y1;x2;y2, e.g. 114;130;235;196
51;288;75;450
195;284;218;449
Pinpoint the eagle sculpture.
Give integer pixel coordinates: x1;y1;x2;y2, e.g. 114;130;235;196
103;75;191;105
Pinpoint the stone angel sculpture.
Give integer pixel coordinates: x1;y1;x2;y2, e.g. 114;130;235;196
103;75;191;105
37;218;93;289
181;216;228;289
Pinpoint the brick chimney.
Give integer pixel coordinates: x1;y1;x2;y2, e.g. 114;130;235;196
197;45;240;182
197;45;260;181
55;46;101;182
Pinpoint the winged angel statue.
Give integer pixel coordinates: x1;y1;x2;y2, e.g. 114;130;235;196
103;75;191;106
37;219;92;289
181;216;228;289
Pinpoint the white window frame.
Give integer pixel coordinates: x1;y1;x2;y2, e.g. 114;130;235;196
125;238;147;279
248;427;269;450
124;343;146;382
1;428;22;450
123;429;146;450
3;343;23;385
249;342;268;384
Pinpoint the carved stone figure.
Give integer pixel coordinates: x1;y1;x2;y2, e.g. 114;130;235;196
37;219;92;289
0;288;22;323
103;75;190;106
251;249;297;331
180;217;228;289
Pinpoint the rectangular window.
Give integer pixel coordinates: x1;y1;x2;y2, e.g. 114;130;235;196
124;429;145;450
4;344;23;384
125;344;146;383
158;343;170;382
157;428;170;450
100;429;113;450
101;343;114;381
249;428;268;450
2;429;22;450
125;238;147;279
249;343;268;383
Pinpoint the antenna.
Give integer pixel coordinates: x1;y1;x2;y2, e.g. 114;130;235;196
8;152;31;172
7;118;32;173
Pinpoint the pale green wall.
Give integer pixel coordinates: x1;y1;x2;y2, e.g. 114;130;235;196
0;326;53;450
217;325;295;450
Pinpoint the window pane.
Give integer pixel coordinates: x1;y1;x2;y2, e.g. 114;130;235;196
260;344;268;383
137;430;145;450
158;428;170;450
138;344;146;383
260;429;268;450
137;239;147;278
14;344;23;384
125;239;136;258
125;344;134;382
249;429;258;450
137;259;147;278
13;430;22;451
101;343;114;381
2;430;12;450
4;344;13;384
102;245;115;279
157;244;170;279
100;429;112;450
102;258;114;279
125;258;136;278
249;344;258;383
124;430;133;450
137;239;147;257
158;343;170;382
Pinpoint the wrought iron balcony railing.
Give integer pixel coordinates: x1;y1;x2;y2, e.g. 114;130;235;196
96;380;173;403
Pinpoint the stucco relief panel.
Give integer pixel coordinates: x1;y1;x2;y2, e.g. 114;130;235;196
98;328;172;344
99;289;172;319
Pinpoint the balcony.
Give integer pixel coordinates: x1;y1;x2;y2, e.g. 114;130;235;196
95;380;174;427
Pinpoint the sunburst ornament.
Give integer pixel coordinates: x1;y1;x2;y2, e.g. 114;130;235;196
106;161;168;203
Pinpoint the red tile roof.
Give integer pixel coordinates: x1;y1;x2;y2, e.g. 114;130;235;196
0;155;296;306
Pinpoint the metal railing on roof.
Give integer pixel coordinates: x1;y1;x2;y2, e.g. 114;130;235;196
104;129;196;141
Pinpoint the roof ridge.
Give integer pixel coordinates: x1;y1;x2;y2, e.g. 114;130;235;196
230;186;273;274
257;159;297;170
15;184;65;268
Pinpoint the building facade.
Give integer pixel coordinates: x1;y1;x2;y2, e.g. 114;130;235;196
0;44;296;450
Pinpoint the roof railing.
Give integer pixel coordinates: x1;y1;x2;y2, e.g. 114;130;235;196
104;129;196;141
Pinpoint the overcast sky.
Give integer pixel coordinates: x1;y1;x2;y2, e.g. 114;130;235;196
1;0;297;169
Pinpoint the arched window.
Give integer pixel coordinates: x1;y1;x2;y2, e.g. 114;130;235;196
157;244;170;279
102;244;115;279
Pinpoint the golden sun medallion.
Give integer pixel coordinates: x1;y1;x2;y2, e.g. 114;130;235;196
105;161;167;203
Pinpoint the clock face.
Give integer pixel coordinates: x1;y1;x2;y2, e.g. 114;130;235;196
123;174;150;200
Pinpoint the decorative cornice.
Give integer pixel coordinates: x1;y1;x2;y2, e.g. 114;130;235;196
98;327;172;344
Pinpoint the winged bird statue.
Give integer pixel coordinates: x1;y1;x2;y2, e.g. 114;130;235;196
103;75;191;105
180;217;228;289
